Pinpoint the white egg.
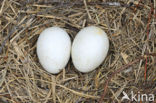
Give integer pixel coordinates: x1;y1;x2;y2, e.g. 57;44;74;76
37;27;71;74
71;26;109;73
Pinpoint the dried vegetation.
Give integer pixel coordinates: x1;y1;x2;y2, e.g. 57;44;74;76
0;0;156;103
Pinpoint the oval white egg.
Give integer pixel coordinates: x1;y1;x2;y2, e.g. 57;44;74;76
71;26;109;73
37;27;71;74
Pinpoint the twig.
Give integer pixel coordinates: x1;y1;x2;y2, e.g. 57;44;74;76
99;53;156;103
144;0;154;80
146;1;154;40
144;57;147;80
83;0;91;20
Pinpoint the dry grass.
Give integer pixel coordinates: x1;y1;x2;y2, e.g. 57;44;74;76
0;0;156;103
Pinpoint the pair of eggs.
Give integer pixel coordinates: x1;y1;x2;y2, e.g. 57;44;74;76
37;26;109;74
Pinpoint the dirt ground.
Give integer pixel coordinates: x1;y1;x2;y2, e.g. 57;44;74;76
0;0;156;103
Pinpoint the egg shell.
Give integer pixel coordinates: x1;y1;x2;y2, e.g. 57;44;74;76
71;26;109;73
37;27;71;74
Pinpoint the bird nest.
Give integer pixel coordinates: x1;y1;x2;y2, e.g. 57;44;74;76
0;0;156;103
